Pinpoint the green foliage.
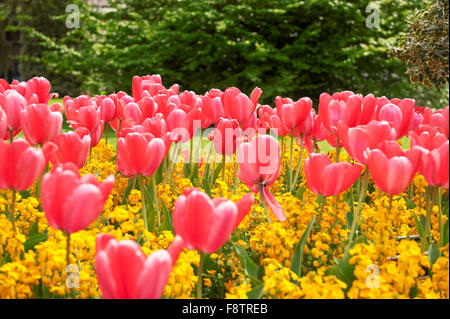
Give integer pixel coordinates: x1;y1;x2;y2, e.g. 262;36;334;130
27;0;447;107
390;0;449;90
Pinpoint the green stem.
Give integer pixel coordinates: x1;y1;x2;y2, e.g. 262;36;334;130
66;231;71;268
222;153;226;181
105;122;108;146
437;187;443;247
152;174;161;229
290;135;304;193
139;176;149;231
288;133;294;190
10;189;17;233
344;168;369;258
259;184;272;224
335;135;341;163
196;251;205;299
316;195;327;229
422;186;433;252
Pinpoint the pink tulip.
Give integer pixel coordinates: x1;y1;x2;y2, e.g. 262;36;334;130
95;234;183;299
100;97;117;123
318;91;361;134
48;131;91;169
116;132;166;177
0;108;7;140
41;163;114;233
237;134;286;221
366;141;422;195
222;87;261;125
27;77;58;104
417;141;449;188
20;103;62;146
213;117;241;155
376;98;414;138
0;89;27;133
201;95;224;128
338;120;396;164
304;153;363;197
0;138;49;191
173;188;254;253
275;96;312;133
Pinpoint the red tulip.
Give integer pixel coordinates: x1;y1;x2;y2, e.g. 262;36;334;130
95;233;183;299
173;188;254;253
41;163;114;233
417;141;449;188
318;91;361;134
222;87;260;125
275;96;312;133
338;120;396;164
304;153;363;197
201;95;224;128
27;77;58;104
100;97;117;123
237;134;285;221
0;108;7;140
116;132;166;177
424;106;449;138
376;98;414;138
410;128;447;152
366;141;421;195
213;117;241;155
0;138;49;191
48;131;91;168
20;103;63;146
0;89;27;133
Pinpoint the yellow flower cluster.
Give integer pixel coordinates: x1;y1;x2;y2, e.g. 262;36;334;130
0;137;448;299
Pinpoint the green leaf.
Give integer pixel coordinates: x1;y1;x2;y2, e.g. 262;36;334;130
160;200;174;233
121;177;136;205
247;284;265;299
290;216;316;278
24;230;48;252
232;243;263;283
442;219;449;247
211;162;223;184
427;242;441;267
413;212;424;239
325;254;356;291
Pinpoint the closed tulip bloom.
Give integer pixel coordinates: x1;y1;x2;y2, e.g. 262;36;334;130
41;163;114;233
318;91;360;134
100;97;117;122
304;153;363;197
173;188;254;253
0;138;50;191
222;87;260;125
275;96;312;132
0;89;27;133
20;103;63;146
95;234;183;299
409;128;447;152
417;141;449;188
237;134;286;221
213;117;241;155
376;98;414;138
366;141;422;195
425;106;449;138
48;131;91;168
116;132;166;177
201;95;224;127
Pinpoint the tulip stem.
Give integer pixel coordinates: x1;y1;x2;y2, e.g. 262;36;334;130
66;232;71;269
196;251;205;299
152;174;161;229
259;184;272;224
222;154;226;181
344;168;369;258
290;135;304;193
89;147;92;163
105;123;108;146
281;136;285;167
9;190;17;233
316;195;327;229
335;136;341;163
437;187;443;247
9;129;13;144
139;175;149;231
288;134;294;191
422;186;433;252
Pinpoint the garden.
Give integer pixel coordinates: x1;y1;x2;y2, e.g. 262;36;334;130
0;0;448;300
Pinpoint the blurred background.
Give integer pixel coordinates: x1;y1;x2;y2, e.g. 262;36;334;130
1;0;448;107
